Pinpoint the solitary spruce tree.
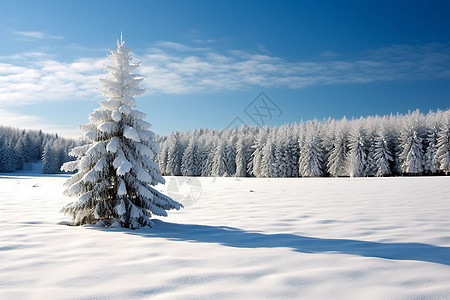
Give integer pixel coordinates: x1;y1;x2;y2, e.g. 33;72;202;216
61;35;182;229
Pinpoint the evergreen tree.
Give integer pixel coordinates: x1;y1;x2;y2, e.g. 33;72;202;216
235;125;254;177
327;119;349;177
165;131;183;176
436;111;450;174
181;137;201;176
348;122;368;177
424;127;438;174
373;124;394;176
61;35;182;228
211;140;227;176
399;110;425;175
299;121;325;177
251;127;269;177
42;140;58;174
0;144;17;172
261;135;276;177
13;142;24;170
235;133;248;177
285;125;300;177
157;137;169;175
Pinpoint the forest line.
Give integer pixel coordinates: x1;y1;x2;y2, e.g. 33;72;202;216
1;108;450;177
157;109;450;178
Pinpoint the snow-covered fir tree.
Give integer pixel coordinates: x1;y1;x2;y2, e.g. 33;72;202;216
61;35;182;228
260;133;276;177
181;137;201;176
363;117;378;176
165;131;183;176
42;141;58;174
272;125;299;177
273;128;288;177
0;144;17;172
399;110;425;175
327;119;350;177
156;136;169;175
372;123;394;176
13;141;25;171
285;125;300;177
299;121;325;177
348;121;368;177
211;133;236;177
436;111;450;174
250;127;269;177
424;123;439;174
235;124;254;177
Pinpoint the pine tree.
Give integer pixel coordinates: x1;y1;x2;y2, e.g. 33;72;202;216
235;133;248;177
327;119;349;177
42;140;58;174
348;122;368;177
373;124;394;176
436;111;450;174
235;125;254;177
0;144;17;172
399;110;425;175
13;142;24;170
157;137;169;175
181;137;201;176
251;127;269;177
165;131;183;176
261;135;276;177
285;125;300;177
424;127;438;174
61;35;182;228
299;121;325;177
273;125;299;178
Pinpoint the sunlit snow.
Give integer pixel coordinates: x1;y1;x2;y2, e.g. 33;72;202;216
0;169;449;299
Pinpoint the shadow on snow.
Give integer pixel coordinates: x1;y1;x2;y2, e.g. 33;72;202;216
94;220;450;266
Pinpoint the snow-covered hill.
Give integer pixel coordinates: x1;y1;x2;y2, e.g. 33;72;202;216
1;174;449;299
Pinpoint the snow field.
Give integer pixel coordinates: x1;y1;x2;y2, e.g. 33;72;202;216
1;174;450;299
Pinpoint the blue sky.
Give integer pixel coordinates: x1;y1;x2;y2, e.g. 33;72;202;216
1;0;449;137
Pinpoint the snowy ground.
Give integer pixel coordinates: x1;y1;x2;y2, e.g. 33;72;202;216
1;170;450;299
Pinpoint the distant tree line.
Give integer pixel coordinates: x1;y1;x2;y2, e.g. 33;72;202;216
0;126;78;173
157;109;450;177
2;108;450;177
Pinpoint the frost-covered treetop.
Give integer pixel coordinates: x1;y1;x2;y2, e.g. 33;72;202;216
80;35;152;143
100;34;144;108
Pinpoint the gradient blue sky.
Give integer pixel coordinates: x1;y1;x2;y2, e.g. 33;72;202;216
1;0;449;137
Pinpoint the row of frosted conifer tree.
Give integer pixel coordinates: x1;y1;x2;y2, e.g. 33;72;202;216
157;109;450;177
0;126;77;173
1;108;450;177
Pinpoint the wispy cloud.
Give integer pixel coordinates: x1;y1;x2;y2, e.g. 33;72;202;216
0;42;449;105
154;41;210;52
139;42;450;94
12;30;63;40
0;53;106;105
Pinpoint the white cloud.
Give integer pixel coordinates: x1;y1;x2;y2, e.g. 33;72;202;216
0;42;449;106
12;30;63;40
138;42;450;94
0;53;107;105
154;41;210;52
1;41;448;138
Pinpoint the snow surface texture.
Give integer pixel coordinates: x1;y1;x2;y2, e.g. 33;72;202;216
1;173;450;299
